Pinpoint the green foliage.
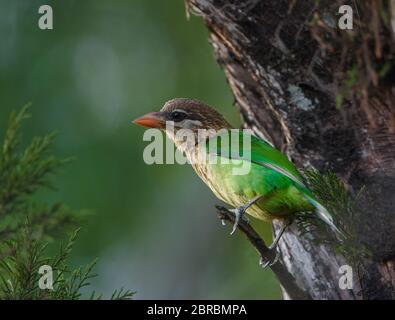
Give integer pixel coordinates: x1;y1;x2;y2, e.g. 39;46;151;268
296;170;371;265
0;105;134;300
0;104;79;242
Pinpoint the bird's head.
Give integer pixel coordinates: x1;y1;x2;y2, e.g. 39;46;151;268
133;98;231;150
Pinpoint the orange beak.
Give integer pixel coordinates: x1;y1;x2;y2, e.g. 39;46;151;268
132;112;166;129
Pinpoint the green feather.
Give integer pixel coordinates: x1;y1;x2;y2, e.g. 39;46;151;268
201;130;341;236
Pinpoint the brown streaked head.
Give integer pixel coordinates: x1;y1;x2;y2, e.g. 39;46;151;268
133;98;232;131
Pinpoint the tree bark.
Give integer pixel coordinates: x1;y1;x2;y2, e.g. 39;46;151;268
186;0;395;299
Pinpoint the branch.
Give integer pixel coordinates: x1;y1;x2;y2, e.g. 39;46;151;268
187;0;395;299
215;205;311;300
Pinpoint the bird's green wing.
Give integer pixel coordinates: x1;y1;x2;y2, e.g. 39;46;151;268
205;130;344;236
206;129;307;190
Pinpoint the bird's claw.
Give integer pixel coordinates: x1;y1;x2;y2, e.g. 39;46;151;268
259;250;280;268
229;206;249;235
225;195;263;235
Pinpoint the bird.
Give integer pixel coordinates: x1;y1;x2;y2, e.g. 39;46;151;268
133;98;343;266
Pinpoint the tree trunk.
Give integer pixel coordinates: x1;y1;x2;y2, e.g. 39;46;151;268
186;0;395;299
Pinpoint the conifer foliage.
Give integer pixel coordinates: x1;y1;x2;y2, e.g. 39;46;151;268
0;105;134;300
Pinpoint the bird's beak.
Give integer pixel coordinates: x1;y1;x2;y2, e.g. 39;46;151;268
132;112;166;129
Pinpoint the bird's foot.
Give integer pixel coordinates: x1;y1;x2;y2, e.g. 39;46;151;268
259;249;280;268
228;206;249;235
228;194;265;235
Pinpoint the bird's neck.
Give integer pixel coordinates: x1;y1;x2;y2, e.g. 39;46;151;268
168;127;227;155
169;128;233;197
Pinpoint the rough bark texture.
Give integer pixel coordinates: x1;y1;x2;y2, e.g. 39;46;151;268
216;205;311;300
187;0;395;299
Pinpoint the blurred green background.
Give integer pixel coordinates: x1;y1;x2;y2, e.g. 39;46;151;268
0;0;280;299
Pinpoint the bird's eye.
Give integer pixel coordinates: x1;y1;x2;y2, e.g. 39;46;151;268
170;111;187;122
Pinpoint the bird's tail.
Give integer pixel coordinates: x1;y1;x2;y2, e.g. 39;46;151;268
303;193;345;239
